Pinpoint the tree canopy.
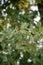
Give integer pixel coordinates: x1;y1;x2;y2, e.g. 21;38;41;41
0;0;43;65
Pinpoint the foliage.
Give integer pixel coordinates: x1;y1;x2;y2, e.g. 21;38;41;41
0;0;43;65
